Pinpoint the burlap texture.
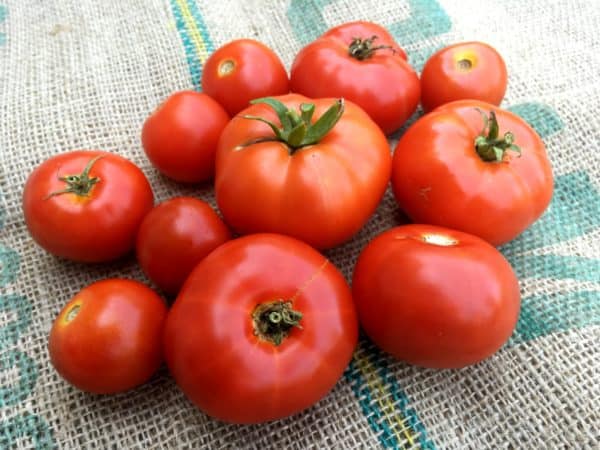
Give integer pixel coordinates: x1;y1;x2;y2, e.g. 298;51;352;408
0;0;598;448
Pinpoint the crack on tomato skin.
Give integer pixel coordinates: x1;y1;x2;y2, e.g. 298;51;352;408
290;258;330;302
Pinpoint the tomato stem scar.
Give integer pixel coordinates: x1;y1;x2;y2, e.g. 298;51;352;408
253;300;303;346
65;304;81;323
456;58;473;71
421;234;458;246
218;59;235;77
348;35;396;60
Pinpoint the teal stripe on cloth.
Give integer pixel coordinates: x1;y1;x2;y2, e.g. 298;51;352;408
170;0;213;91
0;413;55;450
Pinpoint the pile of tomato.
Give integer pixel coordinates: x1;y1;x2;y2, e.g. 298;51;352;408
22;21;553;425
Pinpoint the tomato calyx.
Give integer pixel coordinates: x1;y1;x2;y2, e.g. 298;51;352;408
241;97;344;152
474;109;522;162
252;300;303;346
46;155;103;198
348;35;395;60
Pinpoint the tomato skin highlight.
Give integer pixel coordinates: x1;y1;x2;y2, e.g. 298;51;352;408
49;279;167;394
391;100;553;246
202;39;290;116
142;91;229;183
290;21;419;134
352;224;521;369
215;93;392;250
164;233;358;424
420;42;507;112
22;150;154;262
136;197;231;296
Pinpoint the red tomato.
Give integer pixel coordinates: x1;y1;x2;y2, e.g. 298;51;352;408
142;91;229;183
164;233;358;424
202;39;289;116
136;197;231;296
290;21;419;134
352;224;521;369
215;94;391;249
49;279;167;394
391;100;553;246
420;42;507;112
23;151;154;262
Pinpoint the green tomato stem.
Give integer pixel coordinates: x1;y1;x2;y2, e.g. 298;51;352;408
242;97;344;153
474;109;522;162
45;155;103;199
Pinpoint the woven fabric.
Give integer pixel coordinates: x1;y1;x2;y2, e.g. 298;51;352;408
1;0;598;448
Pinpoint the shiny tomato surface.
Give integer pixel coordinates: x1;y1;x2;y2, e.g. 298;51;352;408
291;21;419;134
352;224;521;369
215;93;391;249
420;42;507;112
23;151;154;262
142;91;229;183
391;100;553;246
136;197;231;296
202;39;289;116
49;279;167;394
164;234;358;423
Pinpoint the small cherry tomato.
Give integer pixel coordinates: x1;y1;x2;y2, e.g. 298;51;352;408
202;39;289;116
391;100;553;246
420;42;507;112
49;279;167;394
136;197;231;296
215;94;391;249
290;21;419;134
164;233;358;424
352;224;521;369
23;151;154;262
142;91;229;183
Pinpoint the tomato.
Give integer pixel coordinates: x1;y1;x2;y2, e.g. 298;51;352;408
352;224;520;369
136;197;231;296
290;21;419;134
164;233;358;424
391;100;553;246
23;151;154;262
420;42;507;112
49;279;167;394
215;94;391;249
141;91;229;183
202;39;289;116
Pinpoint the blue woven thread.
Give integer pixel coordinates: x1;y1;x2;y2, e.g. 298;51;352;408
508;102;564;139
512;291;600;344
0;245;20;287
0;294;32;348
0;350;39;407
0;4;6;46
0;413;55;450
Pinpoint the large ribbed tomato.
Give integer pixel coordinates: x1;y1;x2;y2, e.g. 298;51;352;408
215;94;391;249
164;234;358;424
391;100;553;246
